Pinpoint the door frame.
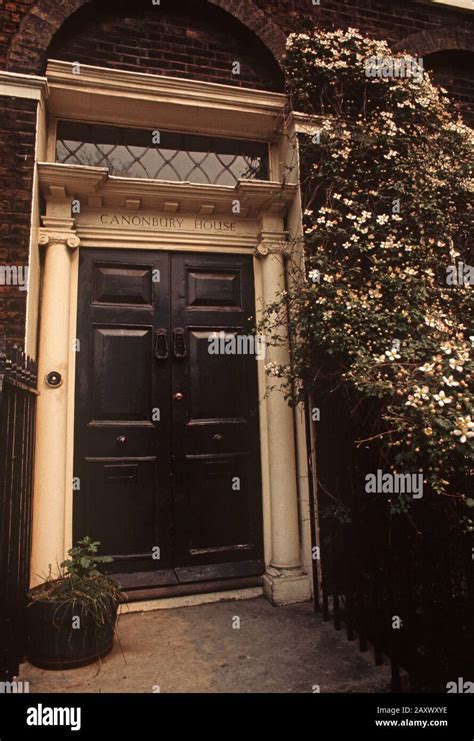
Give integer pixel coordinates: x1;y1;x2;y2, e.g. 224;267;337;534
30;63;314;606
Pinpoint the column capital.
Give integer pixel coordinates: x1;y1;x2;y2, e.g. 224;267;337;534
255;231;290;258
39;230;80;250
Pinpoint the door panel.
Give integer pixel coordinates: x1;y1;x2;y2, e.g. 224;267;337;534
185;453;254;553
92;263;154;305
187;269;242;309
171;253;263;574
84;457;157;557
187;328;250;421
74;249;172;579
74;249;263;589
91;326;153;421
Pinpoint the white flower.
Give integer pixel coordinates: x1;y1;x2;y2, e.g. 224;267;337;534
406;384;430;407
442;375;460;388
433;390;452;407
449;358;464;372
452;416;474;444
376;214;390;225
418;362;434;373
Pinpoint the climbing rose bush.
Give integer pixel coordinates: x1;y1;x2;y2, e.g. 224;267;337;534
262;28;473;509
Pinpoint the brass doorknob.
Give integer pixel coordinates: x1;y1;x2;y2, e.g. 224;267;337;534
173;392;184;402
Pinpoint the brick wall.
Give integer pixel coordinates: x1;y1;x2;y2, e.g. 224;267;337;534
255;0;474;46
1;1;473;73
1;1;473;105
0;97;36;347
46;0;283;91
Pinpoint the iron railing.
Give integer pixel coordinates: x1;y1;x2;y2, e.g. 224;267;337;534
0;346;38;681
313;390;473;693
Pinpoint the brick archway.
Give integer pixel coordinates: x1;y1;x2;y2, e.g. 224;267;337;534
393;28;474;57
6;0;286;73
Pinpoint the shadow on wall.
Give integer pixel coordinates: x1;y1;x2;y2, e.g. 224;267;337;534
424;49;474;124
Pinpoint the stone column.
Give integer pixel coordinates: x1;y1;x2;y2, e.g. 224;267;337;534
30;224;79;585
256;230;311;605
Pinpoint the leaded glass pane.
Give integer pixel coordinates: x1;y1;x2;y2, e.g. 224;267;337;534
56;121;269;185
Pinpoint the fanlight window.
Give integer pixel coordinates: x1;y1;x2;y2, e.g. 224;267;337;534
56;121;270;186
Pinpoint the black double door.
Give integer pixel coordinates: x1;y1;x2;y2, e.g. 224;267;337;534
73;249;263;590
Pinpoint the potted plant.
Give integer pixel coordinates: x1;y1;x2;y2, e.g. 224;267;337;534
26;537;123;670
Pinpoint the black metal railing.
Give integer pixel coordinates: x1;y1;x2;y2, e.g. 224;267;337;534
313;390;473;693
0;346;38;681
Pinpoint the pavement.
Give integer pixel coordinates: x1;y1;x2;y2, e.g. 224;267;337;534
19;596;392;693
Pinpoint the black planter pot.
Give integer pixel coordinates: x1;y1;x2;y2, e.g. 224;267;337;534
26;590;118;670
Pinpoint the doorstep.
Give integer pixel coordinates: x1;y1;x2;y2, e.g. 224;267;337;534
113;559;264;593
117;567;264;612
119;585;263;613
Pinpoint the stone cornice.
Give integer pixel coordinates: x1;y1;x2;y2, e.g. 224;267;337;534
45;60;286;139
37;162;297;219
46;60;285;112
38;163;108;195
0;71;49;101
